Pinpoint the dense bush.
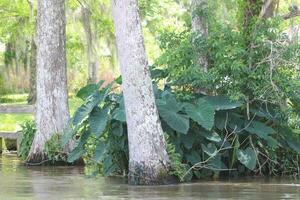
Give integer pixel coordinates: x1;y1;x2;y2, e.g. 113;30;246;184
67;75;300;181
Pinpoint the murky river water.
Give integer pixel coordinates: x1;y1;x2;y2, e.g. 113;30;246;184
1;154;300;200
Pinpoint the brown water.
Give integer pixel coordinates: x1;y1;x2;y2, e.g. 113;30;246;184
1;154;300;200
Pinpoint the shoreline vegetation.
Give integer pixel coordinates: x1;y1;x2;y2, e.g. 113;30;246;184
1;0;300;186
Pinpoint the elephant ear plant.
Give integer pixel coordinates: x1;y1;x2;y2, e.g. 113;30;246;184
66;78;300;181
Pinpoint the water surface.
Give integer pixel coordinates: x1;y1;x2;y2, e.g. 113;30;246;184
1;154;300;200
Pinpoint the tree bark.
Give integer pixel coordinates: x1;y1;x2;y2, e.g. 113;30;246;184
191;0;208;72
26;0;70;163
81;6;98;84
260;0;279;19
111;0;170;185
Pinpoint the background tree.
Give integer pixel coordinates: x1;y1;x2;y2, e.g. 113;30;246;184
111;0;170;185
27;0;37;104
81;5;98;83
191;0;209;72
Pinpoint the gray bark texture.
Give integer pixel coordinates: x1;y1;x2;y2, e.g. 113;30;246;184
260;0;279;19
191;0;209;72
27;0;70;163
111;0;170;185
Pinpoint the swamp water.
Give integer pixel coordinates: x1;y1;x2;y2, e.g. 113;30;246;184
0;154;300;200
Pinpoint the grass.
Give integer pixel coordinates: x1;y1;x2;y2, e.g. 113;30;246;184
0;94;83;131
0;93;29;104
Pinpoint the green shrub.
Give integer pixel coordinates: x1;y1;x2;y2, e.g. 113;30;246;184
67;78;300;181
19;121;36;160
45;134;67;163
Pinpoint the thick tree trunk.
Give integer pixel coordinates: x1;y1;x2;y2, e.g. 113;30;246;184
191;0;208;72
27;0;70;163
81;6;98;84
111;0;170;185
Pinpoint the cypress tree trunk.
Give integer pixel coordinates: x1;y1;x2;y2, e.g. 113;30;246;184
191;0;208;72
26;0;70;163
111;0;170;185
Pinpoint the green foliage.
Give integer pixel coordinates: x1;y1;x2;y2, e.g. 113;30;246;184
68;0;300;179
69;76;300;181
66;81;128;176
44;134;67;163
237;147;257;170
19;121;36;160
166;135;189;181
19;121;67;163
149;1;300;179
157;92;189;134
184;99;215;131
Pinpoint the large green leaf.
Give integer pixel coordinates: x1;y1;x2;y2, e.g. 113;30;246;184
94;141;106;162
112;107;126;122
112;122;124;137
280;127;300;154
265;136;279;148
185;151;201;165
112;99;126;122
73;91;103;125
157;93;189;134
61;125;77;147
181;133;195;149
286;139;300;154
73;89;108;125
201;143;217;157
204;96;242;111
67;144;85;163
89;107;109;138
76;80;104;100
208;154;227;170
246;121;275;140
159;108;189;134
184;98;215;131
202;130;222;142
67;130;91;162
103;156;119;176
237;147;257;170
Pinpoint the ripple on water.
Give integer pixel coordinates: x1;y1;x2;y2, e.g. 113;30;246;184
0;155;300;200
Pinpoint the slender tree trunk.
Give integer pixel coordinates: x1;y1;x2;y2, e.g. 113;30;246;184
260;0;279;19
191;0;208;72
81;6;98;83
27;38;37;105
4;43;13;78
27;0;37;105
14;41;20;76
23;40;29;74
111;0;170;185
27;0;70;163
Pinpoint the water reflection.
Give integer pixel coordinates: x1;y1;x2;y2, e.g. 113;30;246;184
0;154;300;200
